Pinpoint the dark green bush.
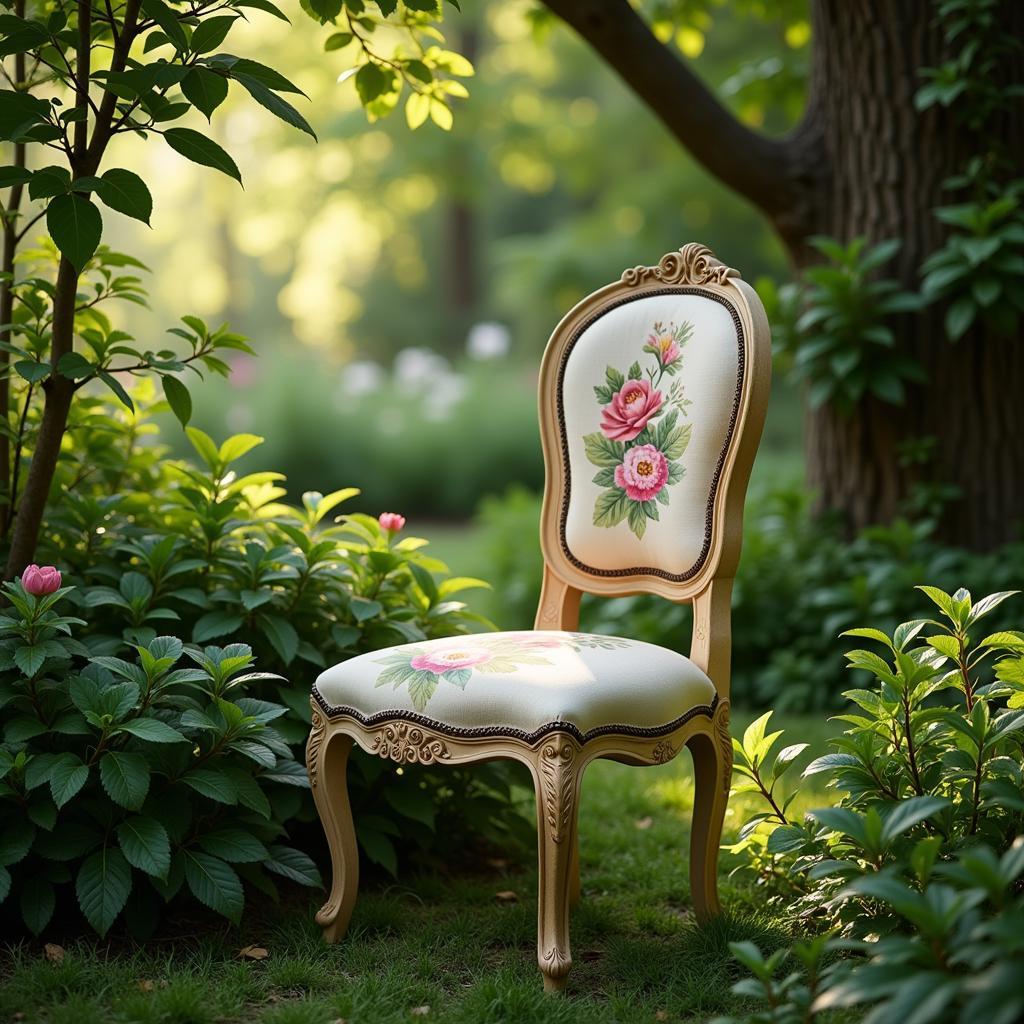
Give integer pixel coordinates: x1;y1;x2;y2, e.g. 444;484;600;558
0;577;317;938
476;485;1024;711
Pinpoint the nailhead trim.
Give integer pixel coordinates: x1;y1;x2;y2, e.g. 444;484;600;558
311;686;718;746
556;287;746;582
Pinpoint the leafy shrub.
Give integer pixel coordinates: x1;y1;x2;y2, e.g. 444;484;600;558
718;586;1024;1024
37;385;526;880
0;579;318;937
475;486;1024;711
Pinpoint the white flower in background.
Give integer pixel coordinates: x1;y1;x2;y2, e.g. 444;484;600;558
395;346;451;391
338;360;384;398
422;372;467;421
466;321;510;361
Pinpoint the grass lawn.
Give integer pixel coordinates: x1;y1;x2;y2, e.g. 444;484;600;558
0;711;843;1024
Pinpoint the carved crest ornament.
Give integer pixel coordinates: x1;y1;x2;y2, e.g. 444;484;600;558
621;242;738;288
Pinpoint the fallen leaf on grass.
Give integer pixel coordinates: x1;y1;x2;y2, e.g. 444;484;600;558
634;816;653;830
494;890;518;903
136;980;154;993
43;944;64;964
238;945;270;960
410;1007;431;1016
655;1012;669;1021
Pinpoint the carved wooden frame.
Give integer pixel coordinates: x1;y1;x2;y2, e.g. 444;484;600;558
306;244;770;994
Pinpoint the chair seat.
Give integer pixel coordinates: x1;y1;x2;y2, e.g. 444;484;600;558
313;630;716;743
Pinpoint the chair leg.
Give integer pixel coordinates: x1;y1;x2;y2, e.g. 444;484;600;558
534;735;582;993
308;720;359;942
687;709;730;920
568;833;581;909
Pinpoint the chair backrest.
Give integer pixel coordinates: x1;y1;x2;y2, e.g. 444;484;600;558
536;244;770;621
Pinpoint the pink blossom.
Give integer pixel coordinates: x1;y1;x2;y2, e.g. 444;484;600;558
21;564;61;596
410;646;492;674
614;444;669;502
600;379;663;442
650;331;681;367
378;512;406;533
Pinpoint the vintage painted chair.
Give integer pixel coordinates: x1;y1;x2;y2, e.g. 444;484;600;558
307;242;771;992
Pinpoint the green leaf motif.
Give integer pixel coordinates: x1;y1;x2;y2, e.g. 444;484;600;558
164;128;241;184
117;816;170;879
583;432;625;469
99;751;150;810
47;193;102;272
76;847;132;936
592;487;629;528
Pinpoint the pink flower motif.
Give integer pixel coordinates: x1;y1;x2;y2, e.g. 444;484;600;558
21;564;62;596
521;636;564;649
649;331;681;367
378;512;406;533
410;646;492;674
600;379;663;442
614;444;669;502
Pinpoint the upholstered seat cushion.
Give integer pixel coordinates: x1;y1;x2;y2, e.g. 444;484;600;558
313;631;715;742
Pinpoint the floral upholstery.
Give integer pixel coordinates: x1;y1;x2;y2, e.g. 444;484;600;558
314;631;715;740
560;291;742;576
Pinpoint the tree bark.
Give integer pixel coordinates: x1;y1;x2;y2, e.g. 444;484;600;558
545;0;1024;549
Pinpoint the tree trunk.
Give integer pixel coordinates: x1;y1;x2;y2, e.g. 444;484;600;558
797;0;1024;547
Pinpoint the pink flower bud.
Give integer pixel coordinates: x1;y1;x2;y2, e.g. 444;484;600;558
378;512;406;533
21;564;62;596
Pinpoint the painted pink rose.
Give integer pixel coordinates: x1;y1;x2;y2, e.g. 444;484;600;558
21;564;61;596
410;646;492;674
600;379;663;442
649;331;681;367
378;512;406;533
614;444;669;502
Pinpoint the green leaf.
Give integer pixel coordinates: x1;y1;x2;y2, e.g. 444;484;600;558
184;851;243;922
0;165;32;187
76;847;132;936
234;73;316;139
592;488;629;528
0;89;50;141
180;768;237;804
355;63;391;104
29;165;70;200
582;431;625;468
13;643;47;676
117;816;170;879
116;717;187;743
325;31;353;50
20;877;55;935
140;0;188;50
0;864;9;904
47;193;102;272
162;374;192;426
96;168;153;225
234;0;290;21
181;66;229;120
258;613;299;665
193;610;244;643
945;296;976;341
49;752;89;809
164;128;241;184
198;827;268;863
218;432;263;462
99;751;150;810
0;820;35;866
880;795;949;843
190;15;237;53
262;844;322;886
98;370;135;412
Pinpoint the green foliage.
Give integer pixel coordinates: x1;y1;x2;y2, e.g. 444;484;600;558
915;0;1024;343
721;587;1024;1024
763;237;924;411
0;577;318;937
306;0;472;130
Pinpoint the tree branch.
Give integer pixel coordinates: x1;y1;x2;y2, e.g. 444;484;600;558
541;0;809;221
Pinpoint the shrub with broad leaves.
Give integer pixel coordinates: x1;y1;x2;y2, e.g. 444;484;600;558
719;586;1024;1024
0;580;318;937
